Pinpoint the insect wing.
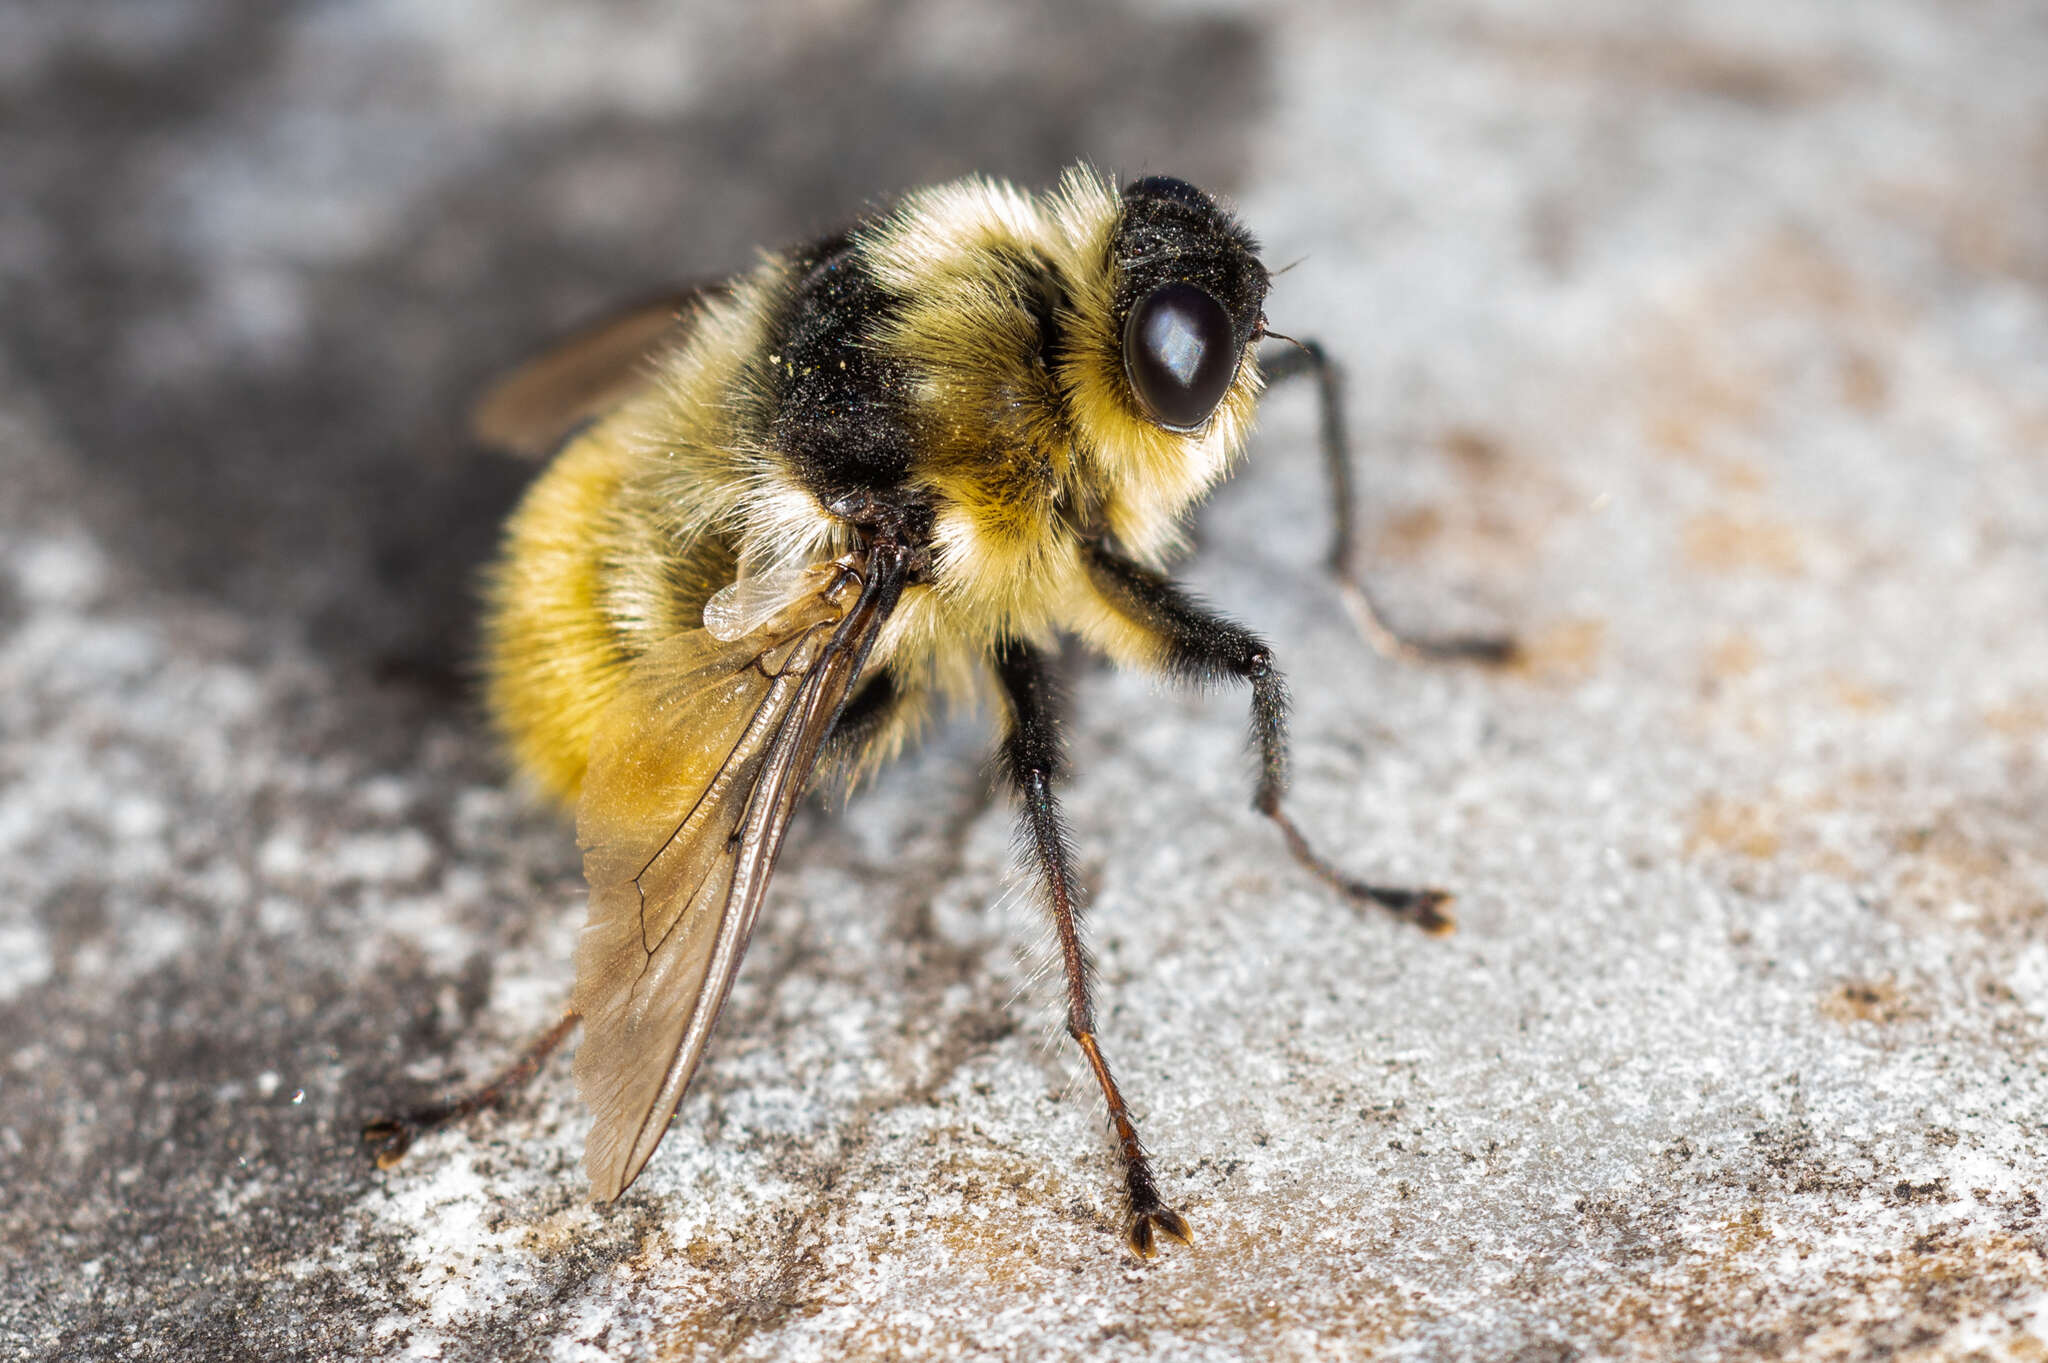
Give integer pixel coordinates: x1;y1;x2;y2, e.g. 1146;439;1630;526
470;285;722;458
571;556;898;1200
701;562;823;642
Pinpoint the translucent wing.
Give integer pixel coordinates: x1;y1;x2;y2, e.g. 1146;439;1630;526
572;548;907;1200
701;562;822;642
469;286;721;458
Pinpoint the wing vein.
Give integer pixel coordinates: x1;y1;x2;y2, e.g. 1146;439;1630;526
571;547;911;1200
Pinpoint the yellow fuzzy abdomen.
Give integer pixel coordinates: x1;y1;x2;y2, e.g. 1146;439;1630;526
482;427;638;808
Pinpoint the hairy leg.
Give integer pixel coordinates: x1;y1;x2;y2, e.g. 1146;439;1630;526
993;638;1192;1258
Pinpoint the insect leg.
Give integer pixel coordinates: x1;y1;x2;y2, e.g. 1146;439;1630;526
1083;541;1454;934
993;638;1192;1259
817;667;912;765
1260;339;1514;664
362;1010;579;1168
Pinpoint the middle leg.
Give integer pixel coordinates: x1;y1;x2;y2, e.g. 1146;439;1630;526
993;637;1192;1259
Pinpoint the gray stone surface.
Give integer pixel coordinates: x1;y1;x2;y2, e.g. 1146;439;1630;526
3;1;2046;1359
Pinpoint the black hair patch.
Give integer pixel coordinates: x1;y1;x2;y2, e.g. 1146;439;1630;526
764;233;918;498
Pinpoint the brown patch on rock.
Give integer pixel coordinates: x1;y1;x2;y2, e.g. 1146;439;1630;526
1983;695;2048;738
1819;977;1927;1027
1824;674;1890;714
1706;632;1761;682
1440;425;1508;474
1506;617;1606;684
1376;506;1445;559
1839;347;1889;413
1686;795;1783;862
1682;511;1807;577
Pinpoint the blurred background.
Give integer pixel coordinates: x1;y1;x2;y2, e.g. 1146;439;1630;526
4;3;2046;1360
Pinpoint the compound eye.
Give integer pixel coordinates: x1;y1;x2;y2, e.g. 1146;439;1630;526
1123;282;1237;430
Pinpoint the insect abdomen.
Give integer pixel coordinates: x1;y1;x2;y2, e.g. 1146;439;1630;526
484;414;741;807
482;425;640;805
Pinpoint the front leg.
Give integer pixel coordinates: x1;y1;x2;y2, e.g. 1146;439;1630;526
1260;338;1514;665
993;638;1193;1259
1083;539;1454;934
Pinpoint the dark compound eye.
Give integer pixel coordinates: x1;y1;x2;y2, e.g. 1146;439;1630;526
1122;282;1238;431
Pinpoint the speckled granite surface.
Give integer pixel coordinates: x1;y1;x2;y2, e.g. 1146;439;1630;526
3;2;2046;1359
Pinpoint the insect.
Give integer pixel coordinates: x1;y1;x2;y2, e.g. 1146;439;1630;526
365;167;1508;1257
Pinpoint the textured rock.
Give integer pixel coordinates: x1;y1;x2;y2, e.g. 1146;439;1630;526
2;2;2045;1359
